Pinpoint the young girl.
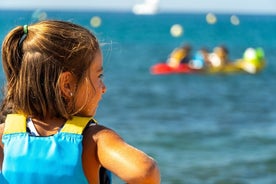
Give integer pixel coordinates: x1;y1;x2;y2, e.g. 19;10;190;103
0;20;160;184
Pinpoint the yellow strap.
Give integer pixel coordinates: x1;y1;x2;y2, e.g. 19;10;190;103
3;114;96;135
4;114;26;134
61;116;97;134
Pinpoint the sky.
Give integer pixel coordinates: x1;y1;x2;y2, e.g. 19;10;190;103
1;0;276;14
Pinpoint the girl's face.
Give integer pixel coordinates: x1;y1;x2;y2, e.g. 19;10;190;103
74;50;106;117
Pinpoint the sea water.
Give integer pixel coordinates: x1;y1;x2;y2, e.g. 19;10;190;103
0;10;276;184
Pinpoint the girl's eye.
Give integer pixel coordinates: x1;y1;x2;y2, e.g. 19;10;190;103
99;74;104;79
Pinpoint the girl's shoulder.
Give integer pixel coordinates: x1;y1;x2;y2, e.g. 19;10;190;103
82;123;124;152
83;123;117;141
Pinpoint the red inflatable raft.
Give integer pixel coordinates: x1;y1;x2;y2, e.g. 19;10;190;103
150;63;197;75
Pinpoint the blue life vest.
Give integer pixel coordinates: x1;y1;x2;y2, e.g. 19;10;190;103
1;114;95;184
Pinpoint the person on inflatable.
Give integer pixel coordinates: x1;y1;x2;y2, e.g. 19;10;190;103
189;47;212;69
167;44;192;68
237;47;266;74
0;20;160;184
208;45;230;68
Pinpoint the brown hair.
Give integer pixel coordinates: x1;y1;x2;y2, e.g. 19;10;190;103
1;20;100;120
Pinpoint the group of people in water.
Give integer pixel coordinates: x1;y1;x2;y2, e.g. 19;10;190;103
166;43;266;74
166;44;231;69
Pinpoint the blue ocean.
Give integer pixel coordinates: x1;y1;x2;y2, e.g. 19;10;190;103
1;10;276;184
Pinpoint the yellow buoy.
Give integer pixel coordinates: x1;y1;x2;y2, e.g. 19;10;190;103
90;16;102;28
170;24;183;37
206;13;217;24
230;15;240;26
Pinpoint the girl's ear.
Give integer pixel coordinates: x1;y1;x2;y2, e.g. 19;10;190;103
59;72;76;98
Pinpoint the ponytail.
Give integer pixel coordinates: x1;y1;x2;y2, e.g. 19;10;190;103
2;25;25;86
0;25;26;123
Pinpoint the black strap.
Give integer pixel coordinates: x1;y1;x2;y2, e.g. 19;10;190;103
100;167;111;184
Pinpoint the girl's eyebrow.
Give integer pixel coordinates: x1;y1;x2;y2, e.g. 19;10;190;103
97;67;103;72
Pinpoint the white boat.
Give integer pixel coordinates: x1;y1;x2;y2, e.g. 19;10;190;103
132;0;159;15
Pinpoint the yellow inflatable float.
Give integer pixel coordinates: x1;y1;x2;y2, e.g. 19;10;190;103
192;47;266;74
